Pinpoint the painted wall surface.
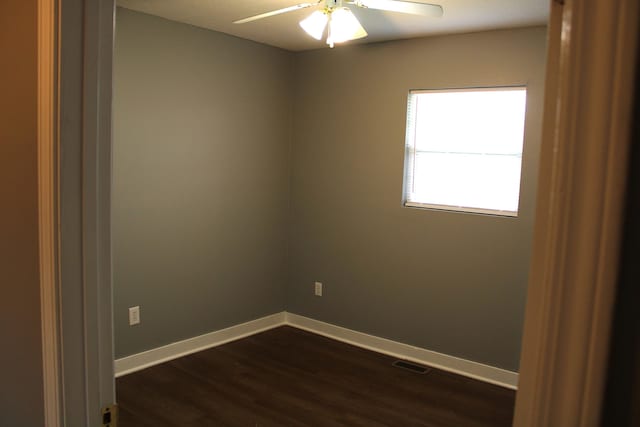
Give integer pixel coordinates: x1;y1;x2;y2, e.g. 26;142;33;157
113;9;293;357
0;0;45;425
287;27;547;371
114;9;546;372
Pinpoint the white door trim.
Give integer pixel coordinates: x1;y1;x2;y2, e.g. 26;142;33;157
43;0;116;425
513;0;639;425
37;0;61;425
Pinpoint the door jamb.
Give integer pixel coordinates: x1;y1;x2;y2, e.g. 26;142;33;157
39;0;116;425
37;0;61;424
513;0;639;425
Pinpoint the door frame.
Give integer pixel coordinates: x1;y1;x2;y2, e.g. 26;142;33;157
513;0;639;425
37;0;638;425
37;0;60;424
38;0;116;425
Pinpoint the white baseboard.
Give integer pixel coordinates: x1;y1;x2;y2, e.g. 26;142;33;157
285;312;519;390
114;312;286;377
114;311;518;390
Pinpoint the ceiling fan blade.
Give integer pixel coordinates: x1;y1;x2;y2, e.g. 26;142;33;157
234;2;318;24
350;0;443;17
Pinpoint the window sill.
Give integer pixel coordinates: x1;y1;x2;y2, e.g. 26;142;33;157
404;201;518;218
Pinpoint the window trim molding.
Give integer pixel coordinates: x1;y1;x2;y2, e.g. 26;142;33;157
403;85;527;216
404;201;518;218
407;85;528;96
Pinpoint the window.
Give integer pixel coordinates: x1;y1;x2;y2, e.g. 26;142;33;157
403;87;527;217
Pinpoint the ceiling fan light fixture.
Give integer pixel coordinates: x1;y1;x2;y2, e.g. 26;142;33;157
326;7;368;47
300;10;329;40
235;0;443;49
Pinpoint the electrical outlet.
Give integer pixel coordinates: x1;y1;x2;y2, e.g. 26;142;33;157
314;282;323;297
129;306;140;326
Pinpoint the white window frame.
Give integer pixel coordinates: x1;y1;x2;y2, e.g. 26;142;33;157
402;86;527;217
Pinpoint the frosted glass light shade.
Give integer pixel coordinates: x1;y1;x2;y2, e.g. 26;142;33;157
327;7;367;46
300;10;328;40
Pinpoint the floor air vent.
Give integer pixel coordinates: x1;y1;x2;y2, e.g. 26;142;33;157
392;360;431;374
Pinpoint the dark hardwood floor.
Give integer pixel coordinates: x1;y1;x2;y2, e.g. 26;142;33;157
116;326;515;427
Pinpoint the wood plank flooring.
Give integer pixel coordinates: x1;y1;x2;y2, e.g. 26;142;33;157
116;326;515;427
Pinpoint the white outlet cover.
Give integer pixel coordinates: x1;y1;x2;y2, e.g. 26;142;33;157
129;306;140;325
314;282;322;296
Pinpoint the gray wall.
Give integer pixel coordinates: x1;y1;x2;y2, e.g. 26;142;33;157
0;0;45;425
114;9;546;372
113;9;293;358
287;27;547;371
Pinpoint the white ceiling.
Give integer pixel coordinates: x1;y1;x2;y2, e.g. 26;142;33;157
116;0;550;52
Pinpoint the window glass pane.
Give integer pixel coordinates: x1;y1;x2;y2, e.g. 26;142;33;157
404;87;527;215
411;152;522;212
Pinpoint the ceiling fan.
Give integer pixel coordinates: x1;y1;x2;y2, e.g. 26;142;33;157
233;0;444;48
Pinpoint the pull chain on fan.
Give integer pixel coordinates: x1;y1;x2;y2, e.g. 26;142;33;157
233;0;443;48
